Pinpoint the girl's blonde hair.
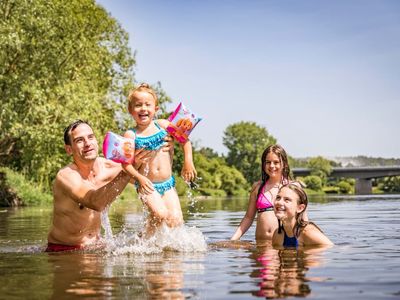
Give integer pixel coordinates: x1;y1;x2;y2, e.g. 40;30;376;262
128;83;158;112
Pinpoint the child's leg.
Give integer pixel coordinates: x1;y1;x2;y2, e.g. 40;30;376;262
140;191;169;233
161;188;183;227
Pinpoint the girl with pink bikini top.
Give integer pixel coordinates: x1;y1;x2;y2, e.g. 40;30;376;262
231;144;292;241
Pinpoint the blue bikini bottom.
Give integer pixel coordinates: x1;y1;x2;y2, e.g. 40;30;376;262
136;176;175;196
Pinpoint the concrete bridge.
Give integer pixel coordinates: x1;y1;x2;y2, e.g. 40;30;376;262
292;166;400;194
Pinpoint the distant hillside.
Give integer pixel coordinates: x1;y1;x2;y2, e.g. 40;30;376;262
330;156;400;167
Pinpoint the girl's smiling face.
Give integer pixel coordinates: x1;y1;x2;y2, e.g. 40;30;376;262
274;186;305;221
129;91;159;126
264;152;283;179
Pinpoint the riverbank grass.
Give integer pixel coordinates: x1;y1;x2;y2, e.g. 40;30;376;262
0;167;52;206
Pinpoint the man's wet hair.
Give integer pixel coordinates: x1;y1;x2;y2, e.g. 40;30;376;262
63;120;91;145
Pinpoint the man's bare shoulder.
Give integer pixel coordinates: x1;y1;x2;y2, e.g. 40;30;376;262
55;163;78;182
53;163;82;192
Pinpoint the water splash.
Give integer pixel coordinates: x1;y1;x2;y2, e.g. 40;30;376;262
104;223;207;256
108;163;207;255
186;177;202;217
101;205;115;249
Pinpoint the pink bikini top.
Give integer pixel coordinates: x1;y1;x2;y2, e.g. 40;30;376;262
256;184;274;213
256;179;289;213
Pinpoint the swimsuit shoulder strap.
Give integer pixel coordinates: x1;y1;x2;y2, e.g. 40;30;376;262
129;121;161;136
282;227;299;248
258;181;267;196
154;120;162;130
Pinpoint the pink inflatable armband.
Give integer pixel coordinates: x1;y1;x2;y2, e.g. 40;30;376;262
167;102;202;143
102;131;135;164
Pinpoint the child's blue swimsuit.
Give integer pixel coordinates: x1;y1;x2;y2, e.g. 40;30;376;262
283;230;298;248
131;121;174;195
152;176;175;195
129;121;167;151
135;176;175;196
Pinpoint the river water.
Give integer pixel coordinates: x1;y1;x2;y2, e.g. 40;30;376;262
0;194;399;299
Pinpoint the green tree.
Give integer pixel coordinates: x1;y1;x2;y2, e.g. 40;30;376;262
197;147;221;160
0;0;136;188
215;165;248;196
223;121;276;183
173;147;249;197
377;176;400;193
307;156;332;186
337;180;353;194
303;175;323;191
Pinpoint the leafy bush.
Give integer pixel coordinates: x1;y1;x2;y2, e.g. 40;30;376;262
303;175;323;191
174;176;189;196
377;176;400;193
337;180;353;194
173;147;249;196
0;167;52;206
307;156;332;186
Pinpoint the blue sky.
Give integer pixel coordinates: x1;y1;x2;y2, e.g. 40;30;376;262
97;0;400;158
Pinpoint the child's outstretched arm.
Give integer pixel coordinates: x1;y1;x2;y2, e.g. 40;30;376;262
181;140;197;182
156;118;196;181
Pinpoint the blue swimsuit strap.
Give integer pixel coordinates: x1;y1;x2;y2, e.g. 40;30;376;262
283;233;298;248
131;121;167;151
282;228;299;248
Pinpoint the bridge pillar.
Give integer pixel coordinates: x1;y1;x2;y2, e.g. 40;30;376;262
355;178;372;195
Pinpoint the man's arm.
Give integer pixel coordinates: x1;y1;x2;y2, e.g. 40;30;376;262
57;169;131;212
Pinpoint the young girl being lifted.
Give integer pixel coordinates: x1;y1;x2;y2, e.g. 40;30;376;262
122;83;197;233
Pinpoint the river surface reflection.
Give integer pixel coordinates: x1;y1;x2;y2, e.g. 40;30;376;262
0;195;400;299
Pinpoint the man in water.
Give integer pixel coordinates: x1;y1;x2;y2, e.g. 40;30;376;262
46;120;169;252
